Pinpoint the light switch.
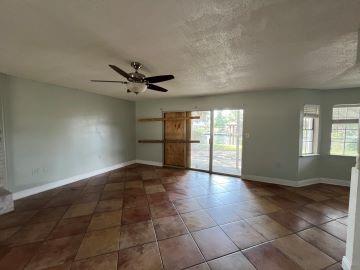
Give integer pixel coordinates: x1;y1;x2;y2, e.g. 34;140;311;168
245;133;250;139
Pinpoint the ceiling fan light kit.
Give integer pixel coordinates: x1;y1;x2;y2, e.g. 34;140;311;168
127;82;147;94
91;61;174;95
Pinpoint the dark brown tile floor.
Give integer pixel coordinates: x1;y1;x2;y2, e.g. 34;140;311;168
0;164;349;269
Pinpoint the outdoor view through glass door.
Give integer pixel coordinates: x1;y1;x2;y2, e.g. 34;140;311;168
190;109;243;176
212;109;243;176
189;111;211;171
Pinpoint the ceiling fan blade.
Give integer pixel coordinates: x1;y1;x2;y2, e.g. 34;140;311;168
91;80;128;84
145;75;174;83
147;84;168;92
109;65;130;79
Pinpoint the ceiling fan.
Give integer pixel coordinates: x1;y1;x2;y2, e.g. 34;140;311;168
91;62;174;94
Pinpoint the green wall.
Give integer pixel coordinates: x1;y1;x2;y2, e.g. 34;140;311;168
136;88;360;182
0;73;136;193
1;70;358;194
318;88;360;180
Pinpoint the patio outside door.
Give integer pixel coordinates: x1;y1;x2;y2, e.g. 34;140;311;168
189;109;243;176
212;109;243;176
189;111;211;171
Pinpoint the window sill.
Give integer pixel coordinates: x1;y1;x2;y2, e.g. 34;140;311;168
328;155;357;158
299;154;320;157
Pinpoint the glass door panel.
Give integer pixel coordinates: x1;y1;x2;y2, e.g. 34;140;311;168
189;111;211;171
212;109;243;176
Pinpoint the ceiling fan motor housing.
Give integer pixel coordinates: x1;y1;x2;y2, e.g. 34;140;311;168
128;72;146;83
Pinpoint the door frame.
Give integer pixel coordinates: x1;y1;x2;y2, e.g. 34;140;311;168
0;97;7;188
211;108;244;177
186;108;245;178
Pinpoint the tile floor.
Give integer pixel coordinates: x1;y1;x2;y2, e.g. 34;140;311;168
0;164;349;270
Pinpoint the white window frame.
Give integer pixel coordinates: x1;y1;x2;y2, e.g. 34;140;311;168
330;104;360;157
300;104;320;156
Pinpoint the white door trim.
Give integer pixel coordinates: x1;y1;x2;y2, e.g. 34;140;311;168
0;97;7;188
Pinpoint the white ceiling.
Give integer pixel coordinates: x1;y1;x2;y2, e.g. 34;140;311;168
1;0;360;100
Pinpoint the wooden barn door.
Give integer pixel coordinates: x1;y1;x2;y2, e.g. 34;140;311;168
164;112;187;167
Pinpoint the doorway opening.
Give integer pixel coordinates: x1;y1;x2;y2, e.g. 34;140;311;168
212;109;243;176
189;109;244;176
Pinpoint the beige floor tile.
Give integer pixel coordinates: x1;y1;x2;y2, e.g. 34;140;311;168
63;202;97;218
119;221;156;250
104;183;124;192
145;184;166;194
208;252;255;270
95;199;123;213
192;227;238;260
0;243;41;269
181;210;216;232
324;263;343;270
185;263;210;270
118;242;162;270
243;242;303;270
319;220;347;241
305;202;347;219
245;215;291;240
7;221;57;246
153;215;187;240
71;253;118;270
125;181;143;189
297;227;345;261
0;227;20;244
221;220;266;249
26;235;83;269
88;210;122;231
272;234;336;269
174;199;202;214
159;234;204;270
76;227;120;260
295;190;330;201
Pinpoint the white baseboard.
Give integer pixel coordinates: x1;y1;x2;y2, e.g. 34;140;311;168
13;160;136;200
13;161;349;201
242;175;350;187
242;175;300;187
135;159;163;167
320;177;351;187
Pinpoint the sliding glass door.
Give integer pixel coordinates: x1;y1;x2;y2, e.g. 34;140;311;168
212;109;243;176
189;109;243;176
189;111;211;171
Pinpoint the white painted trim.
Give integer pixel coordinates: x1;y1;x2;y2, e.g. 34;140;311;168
0;97;7;188
320;177;350;187
135;159;163;167
342;256;360;270
342;256;351;270
242;175;300;187
242;175;350;187
12;160;349;201
13;160;136;200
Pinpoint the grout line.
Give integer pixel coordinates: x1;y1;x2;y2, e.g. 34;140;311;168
3;165;350;270
171;198;210;269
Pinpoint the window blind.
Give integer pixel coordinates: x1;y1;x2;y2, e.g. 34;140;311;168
304;104;320;118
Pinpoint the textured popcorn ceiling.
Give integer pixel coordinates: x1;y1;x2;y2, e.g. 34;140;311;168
0;0;360;100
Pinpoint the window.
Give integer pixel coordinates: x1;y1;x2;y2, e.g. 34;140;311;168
330;105;360;156
301;105;320;155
